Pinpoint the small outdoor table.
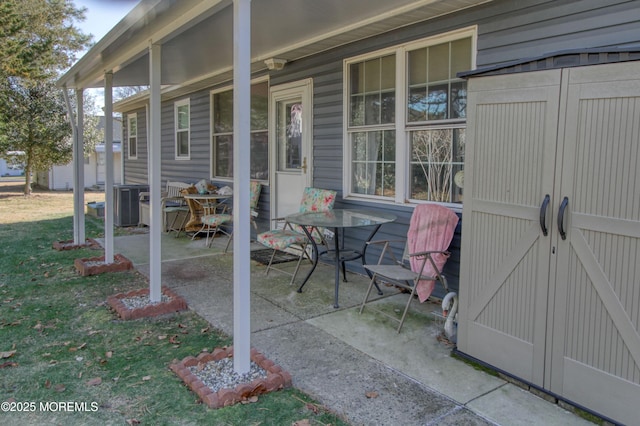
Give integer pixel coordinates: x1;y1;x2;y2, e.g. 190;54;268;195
285;209;396;308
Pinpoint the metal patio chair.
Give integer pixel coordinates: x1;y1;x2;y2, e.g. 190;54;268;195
359;203;459;332
206;181;262;252
257;187;337;284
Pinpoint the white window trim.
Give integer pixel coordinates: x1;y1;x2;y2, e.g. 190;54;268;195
174;98;190;160
127;113;137;160
342;26;477;209
209;77;269;182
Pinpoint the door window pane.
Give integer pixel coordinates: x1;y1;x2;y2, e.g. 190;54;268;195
277;101;302;171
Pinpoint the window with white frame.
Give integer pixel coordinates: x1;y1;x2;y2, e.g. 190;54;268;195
346;28;473;204
175;99;190;159
211;81;269;180
127;113;137;159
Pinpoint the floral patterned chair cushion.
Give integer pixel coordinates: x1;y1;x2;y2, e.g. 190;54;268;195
257;187;336;247
256;187;337;282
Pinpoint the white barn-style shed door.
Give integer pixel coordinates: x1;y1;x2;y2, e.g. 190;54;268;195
457;69;562;387
547;62;640;423
459;61;640;425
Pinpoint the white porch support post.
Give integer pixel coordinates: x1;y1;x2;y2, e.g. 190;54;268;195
148;43;163;303
233;0;251;374
74;89;86;245
104;72;115;264
62;86;84;245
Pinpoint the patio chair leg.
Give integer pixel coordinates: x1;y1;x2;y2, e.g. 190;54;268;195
264;249;278;276
396;285;417;333
174;211;189;238
223;230;233;253
289;244;307;285
359;273;378;315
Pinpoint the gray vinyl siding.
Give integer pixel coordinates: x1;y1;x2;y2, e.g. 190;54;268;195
119;0;640;297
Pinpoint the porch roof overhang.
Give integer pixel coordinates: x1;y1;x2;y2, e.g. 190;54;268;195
58;0;492;102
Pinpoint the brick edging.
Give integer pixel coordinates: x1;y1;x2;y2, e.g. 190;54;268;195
106;286;188;320
53;238;100;251
170;346;292;408
74;253;133;276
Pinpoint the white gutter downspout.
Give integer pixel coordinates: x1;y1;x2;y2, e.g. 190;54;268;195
148;43;163;303
233;0;251;375
62;86;85;245
104;72;115;264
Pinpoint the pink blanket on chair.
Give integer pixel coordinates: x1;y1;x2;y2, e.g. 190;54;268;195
407;204;459;303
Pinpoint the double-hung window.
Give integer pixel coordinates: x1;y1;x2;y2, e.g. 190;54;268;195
211;80;269;180
127;113;137;159
346;28;474;205
175;99;190;159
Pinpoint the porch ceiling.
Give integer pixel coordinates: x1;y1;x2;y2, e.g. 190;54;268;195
59;0;491;92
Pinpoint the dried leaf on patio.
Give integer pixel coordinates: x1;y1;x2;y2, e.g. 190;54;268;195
365;391;379;399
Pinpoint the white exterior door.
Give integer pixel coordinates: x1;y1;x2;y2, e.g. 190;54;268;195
459;62;640;425
270;79;313;219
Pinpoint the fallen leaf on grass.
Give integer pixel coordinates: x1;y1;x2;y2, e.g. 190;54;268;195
0;361;18;368
86;377;102;386
126;419;140;425
305;403;319;414
44;380;51;388
365;391;379;399
54;384;66;392
157;335;167;340
0;350;16;359
168;335;180;344
200;326;210;333
105;351;113;358
293;420;311;426
142;376;151;381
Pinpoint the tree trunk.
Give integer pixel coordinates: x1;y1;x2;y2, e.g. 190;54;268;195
23;152;32;196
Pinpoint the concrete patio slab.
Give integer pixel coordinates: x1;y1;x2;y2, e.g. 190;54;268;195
101;231;597;426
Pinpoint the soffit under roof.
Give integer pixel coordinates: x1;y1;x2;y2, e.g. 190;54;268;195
60;0;491;91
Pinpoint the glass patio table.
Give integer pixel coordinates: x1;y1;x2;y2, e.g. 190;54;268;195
285;209;396;308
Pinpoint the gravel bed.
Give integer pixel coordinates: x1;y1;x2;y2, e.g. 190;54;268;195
188;357;268;393
120;294;170;310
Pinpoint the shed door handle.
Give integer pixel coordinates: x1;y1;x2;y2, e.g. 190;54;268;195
539;194;550;236
557;196;569;240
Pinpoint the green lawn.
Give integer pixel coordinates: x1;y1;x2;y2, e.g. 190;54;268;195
0;186;347;425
